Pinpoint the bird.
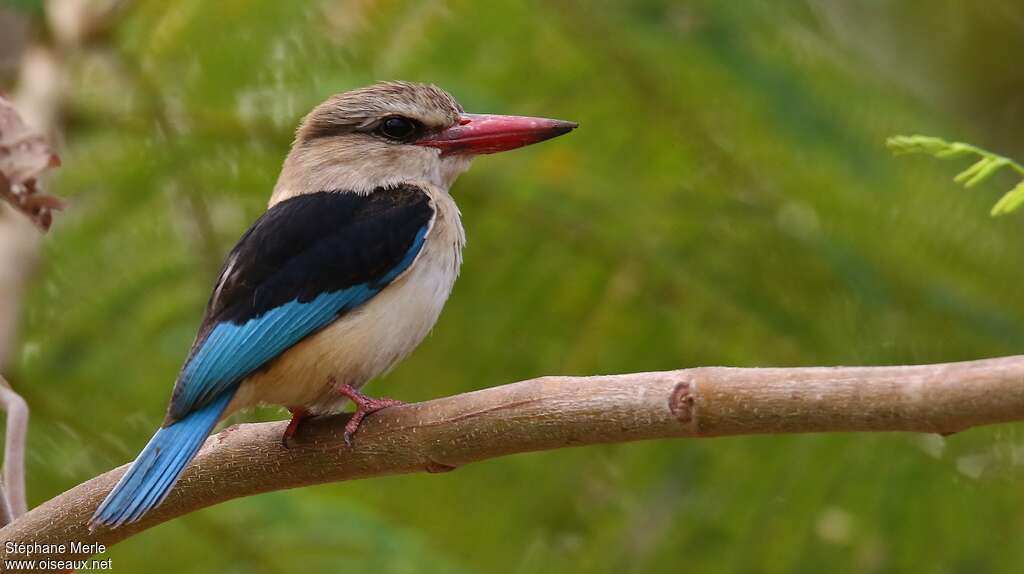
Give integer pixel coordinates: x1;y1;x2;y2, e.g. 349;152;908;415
89;81;576;529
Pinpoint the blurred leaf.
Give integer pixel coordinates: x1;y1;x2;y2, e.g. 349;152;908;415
0;96;62;230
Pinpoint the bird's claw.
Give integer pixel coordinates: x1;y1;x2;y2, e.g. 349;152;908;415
334;380;404;447
281;407;309;450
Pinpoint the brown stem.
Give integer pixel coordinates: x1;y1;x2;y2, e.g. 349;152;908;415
1;355;1023;567
0;377;29;525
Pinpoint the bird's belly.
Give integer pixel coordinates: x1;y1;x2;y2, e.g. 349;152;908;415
229;238;459;415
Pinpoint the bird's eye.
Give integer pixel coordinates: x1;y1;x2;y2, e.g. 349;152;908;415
378;116;420;141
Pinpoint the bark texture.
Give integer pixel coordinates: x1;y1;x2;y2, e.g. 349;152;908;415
1;355;1022;568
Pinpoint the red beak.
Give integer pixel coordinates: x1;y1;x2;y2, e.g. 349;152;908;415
417;114;578;156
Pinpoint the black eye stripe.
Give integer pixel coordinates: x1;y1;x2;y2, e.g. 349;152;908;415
300;114;429;143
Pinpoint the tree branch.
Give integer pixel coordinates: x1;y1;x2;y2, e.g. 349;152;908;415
0;355;1022;565
0;377;28;524
0;210;38;529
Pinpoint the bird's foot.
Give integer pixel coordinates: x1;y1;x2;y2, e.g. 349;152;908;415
281;407;310;449
333;380;404;447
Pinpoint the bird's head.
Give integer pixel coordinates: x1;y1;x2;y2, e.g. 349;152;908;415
271;81;577;205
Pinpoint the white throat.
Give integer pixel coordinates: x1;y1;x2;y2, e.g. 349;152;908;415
270;145;474;206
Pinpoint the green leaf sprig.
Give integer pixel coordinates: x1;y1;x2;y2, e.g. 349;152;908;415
887;135;1024;216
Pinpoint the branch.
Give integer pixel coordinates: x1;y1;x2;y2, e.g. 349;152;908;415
0;213;39;524
1;355;1023;565
0;377;28;524
0;93;56;530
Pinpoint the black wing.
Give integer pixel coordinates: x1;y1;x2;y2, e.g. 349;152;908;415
166;185;434;421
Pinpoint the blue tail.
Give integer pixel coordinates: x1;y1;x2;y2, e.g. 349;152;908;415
90;390;235;528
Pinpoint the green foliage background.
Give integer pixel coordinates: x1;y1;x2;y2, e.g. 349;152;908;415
4;1;1024;572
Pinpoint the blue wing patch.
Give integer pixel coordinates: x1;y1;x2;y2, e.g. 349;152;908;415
94;185;435;529
173;224;428;415
165;187;434;421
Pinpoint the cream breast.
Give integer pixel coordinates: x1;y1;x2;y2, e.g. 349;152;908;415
228;185;464;415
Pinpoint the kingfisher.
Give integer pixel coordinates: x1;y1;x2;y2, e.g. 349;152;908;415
90;81;576;528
